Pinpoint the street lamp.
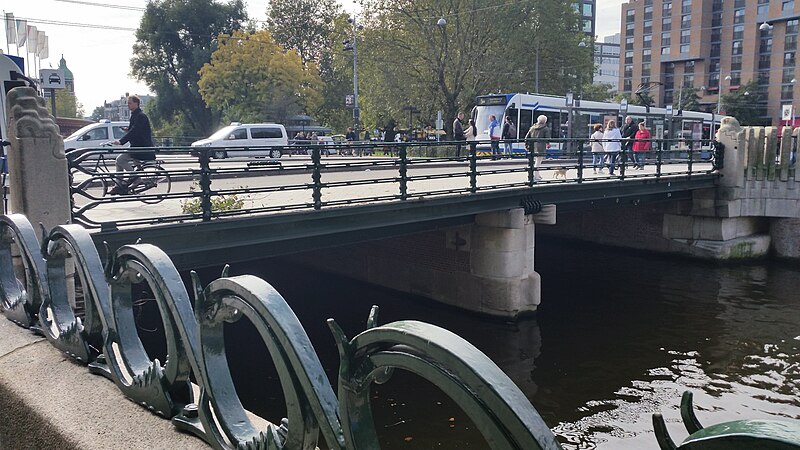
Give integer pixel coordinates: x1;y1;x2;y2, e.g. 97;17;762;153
760;22;773;31
717;75;731;115
344;15;362;136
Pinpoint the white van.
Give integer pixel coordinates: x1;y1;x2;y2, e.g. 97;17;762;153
63;120;129;152
191;123;288;159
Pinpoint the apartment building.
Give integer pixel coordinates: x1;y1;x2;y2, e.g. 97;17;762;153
620;0;797;125
575;0;597;37
595;34;621;90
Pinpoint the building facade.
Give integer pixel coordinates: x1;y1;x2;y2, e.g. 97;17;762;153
575;0;598;37
594;34;620;90
620;0;796;125
103;94;152;121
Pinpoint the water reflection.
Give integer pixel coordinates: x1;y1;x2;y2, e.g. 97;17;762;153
197;239;800;449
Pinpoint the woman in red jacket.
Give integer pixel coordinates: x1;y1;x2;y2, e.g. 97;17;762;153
632;121;651;170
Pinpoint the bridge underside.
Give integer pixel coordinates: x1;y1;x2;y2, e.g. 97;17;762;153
92;176;716;270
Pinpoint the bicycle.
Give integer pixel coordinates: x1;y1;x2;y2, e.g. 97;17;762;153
79;146;172;204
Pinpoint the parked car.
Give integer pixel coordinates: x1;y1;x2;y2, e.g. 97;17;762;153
63;119;129;153
191;123;288;159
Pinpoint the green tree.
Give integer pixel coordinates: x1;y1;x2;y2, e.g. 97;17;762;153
721;80;765;125
358;0;592;135
673;86;702;111
131;0;247;136
198;30;323;123
54;91;84;118
266;0;340;65
89;105;105;121
580;83;614;102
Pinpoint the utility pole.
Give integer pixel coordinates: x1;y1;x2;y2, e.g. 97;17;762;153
346;15;361;137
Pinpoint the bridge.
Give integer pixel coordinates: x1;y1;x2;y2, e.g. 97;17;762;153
2;86;799;449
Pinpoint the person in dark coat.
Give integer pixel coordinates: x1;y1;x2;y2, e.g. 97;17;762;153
453;112;465;157
110;95;155;194
619;115;636;167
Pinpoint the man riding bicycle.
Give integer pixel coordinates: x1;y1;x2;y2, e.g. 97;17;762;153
109;95;155;195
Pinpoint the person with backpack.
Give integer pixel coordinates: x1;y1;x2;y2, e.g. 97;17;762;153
502;116;517;158
525;115;550;181
488;115;501;159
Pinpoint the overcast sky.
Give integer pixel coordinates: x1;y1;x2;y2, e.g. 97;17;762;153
2;0;625;116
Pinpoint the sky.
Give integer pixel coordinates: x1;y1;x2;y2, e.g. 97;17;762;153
2;0;626;117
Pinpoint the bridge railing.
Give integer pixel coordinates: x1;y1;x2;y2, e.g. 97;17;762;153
67;138;720;230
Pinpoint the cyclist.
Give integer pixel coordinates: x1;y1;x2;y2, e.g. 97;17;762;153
109;95;156;195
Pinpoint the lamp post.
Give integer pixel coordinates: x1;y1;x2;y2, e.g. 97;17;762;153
344;15;362;136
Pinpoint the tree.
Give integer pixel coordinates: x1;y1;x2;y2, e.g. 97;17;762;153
580;83;614;102
131;0;247;136
358;0;593;135
721;80;765;126
266;0;340;65
89;106;105;121
673;86;702;112
198;30;323;123
54;91;85;118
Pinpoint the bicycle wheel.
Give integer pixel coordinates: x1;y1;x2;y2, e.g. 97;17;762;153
134;165;171;204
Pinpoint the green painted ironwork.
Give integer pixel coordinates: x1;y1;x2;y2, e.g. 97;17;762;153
0;213;563;449
653;391;800;450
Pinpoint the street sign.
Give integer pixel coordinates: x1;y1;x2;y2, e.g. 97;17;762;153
782;104;793;121
619;98;629;114
435;111;443;130
565;92;574;107
345;94;355;108
40;69;65;89
665;104;673;116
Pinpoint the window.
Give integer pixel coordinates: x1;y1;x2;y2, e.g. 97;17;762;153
787;34;798;51
644;20;653;33
228;128;247;140
625;65;634;77
733;25;744;40
643;49;652;62
680;44;690;53
732;40;743;55
644;34;652;48
761;37;773;53
112;126;126;139
685;60;695;73
759;54;772;69
663;17;672;31
626;22;635;33
759;70;771;84
583;20;592;32
781;85;794;100
664;91;674;104
709;58;720;73
662;46;671;55
682;0;692;13
641;76;651;85
626;36;635;49
788;19;800;35
711;28;721;42
786;51;797;66
681;29;691;44
709;72;720;88
624;80;633;91
730;73;741;86
711;43;721;57
731;56;743;71
251;127;284;139
662;32;671;46
783;0;794;12
644;5;653;19
683;74;695;86
625;50;634;63
712;12;722;27
626;9;635;21
583;3;593;15
681;14;691;28
734;9;745;24
642;63;651;76
83;127;109;141
663;2;672;11
784;68;796;83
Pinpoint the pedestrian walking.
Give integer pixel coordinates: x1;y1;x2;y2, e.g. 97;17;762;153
602;120;622;175
525;115;550;181
488;115;501;159
453;112;466;157
590;124;605;173
632;121;651;169
464;118;478;156
502;116;517;157
620;115;636;168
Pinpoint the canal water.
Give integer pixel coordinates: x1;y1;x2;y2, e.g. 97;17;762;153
162;238;800;449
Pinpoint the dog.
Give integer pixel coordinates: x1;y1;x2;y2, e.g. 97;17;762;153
552;167;568;179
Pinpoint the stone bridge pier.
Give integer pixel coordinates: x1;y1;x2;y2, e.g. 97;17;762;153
289;206;557;318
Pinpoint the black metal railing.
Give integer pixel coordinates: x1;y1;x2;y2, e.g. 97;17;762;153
67;137;722;230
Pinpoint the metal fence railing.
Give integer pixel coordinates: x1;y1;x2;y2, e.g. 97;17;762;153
67;138;723;230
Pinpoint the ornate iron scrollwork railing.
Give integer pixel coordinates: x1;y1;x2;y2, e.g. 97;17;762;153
0;213;562;449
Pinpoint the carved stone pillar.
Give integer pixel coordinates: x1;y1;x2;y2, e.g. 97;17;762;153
6;86;70;230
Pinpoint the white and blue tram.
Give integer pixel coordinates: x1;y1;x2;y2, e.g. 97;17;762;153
472;93;720;157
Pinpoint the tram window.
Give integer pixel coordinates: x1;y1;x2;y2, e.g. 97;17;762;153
504;108;519;137
519;109;533;137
